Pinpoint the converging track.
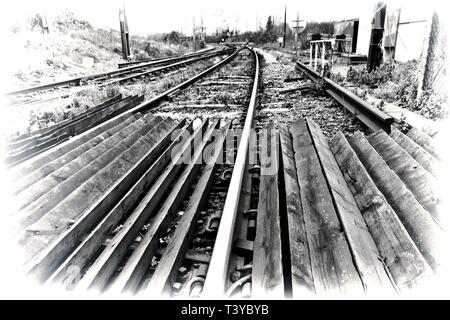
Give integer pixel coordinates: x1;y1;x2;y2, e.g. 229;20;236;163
5;46;444;298
6;47;227;96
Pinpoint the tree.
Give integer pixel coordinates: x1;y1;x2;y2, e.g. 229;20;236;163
266;16;274;32
262;16;277;43
164;31;181;43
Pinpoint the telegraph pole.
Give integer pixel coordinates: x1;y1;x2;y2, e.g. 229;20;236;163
195;14;207;45
292;13;305;53
200;14;206;41
193;17;197;51
283;5;287;48
42;13;49;33
119;5;130;59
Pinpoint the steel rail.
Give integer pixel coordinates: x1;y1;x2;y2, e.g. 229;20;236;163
23;47;243;287
100;49;231;86
202;46;260;298
11;48;240;180
5;48;231;96
296;61;394;133
130;48;241;112
117;47;215;68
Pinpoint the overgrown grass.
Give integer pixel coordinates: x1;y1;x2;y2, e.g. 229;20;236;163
335;61;448;121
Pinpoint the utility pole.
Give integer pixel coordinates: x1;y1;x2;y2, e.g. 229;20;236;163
283;5;287;48
193;17;197;51
199;13;205;41
42;13;49;33
195;13;206;45
292;13;305;53
119;5;130;59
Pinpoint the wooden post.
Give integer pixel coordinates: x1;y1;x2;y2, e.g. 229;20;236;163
119;7;130;59
283;5;287;48
193;17;196;51
321;42;325;73
297;13;300;49
294;32;298;52
367;2;386;71
314;43;318;71
309;42;312;66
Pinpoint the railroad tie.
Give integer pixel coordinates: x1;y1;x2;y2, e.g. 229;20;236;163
367;130;440;222
13;114;161;223
7;112;134;180
42;120;195;286
389;127;440;178
75;119;212;293
278;125;315;297
307;118;395;295
290;119;364;296
349;131;444;270
406;127;442;161
330;132;433;291
18;118;180;265
12;113;141;194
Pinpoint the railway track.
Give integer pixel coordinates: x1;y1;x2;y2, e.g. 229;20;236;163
4;48;239;164
6;47;228;96
6;46;444;298
116;47;215;68
7;47;256;294
295;60;395;133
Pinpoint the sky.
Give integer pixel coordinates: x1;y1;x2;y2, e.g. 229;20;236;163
4;0;440;36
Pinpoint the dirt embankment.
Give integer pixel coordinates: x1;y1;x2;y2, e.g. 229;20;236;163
5;12;194;91
2;12;198;137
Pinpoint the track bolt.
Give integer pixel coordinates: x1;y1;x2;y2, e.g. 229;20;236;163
178;266;188;276
172;282;182;292
178;266;190;282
